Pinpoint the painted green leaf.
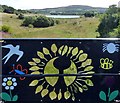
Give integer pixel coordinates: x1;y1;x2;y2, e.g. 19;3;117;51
58;90;62;100
67;47;73;56
78;87;83;93
109;90;119;102
49;91;57;100
12;95;18;101
51;44;57;54
64;91;71;99
28;62;37;66
82;85;88;91
31;71;41;74
43;47;50;55
0;92;11;101
84;66;93;72
41;89;49;97
99;91;106;101
79;53;88;62
29;80;39;86
32;58;40;63
62;45;68;56
85;79;94;86
29;66;40;71
72;96;75;101
37;51;44;59
58;45;64;55
81;59;92;67
35;85;43;94
72;47;78;56
84;71;95;74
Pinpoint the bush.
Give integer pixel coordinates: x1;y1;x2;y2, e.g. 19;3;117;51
2;25;11;32
22;15;55;28
117;25;120;34
28;24;33;28
55;20;60;24
18;14;24;19
73;22;78;25
48;18;55;26
22;16;35;26
33;16;51;27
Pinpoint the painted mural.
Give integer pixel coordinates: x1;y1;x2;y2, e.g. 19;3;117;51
0;39;120;103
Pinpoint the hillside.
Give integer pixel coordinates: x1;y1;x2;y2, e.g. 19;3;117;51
1;13;100;38
30;5;107;15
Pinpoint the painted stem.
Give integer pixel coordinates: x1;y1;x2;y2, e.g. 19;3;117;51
9;89;12;100
108;88;110;97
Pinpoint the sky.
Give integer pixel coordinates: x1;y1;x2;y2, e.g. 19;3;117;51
1;0;120;10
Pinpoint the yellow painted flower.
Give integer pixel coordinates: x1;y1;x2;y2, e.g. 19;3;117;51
28;44;94;101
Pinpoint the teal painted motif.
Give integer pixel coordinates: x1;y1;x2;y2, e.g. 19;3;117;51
99;88;119;102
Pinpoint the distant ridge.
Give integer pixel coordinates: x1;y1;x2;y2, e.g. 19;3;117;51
30;5;107;14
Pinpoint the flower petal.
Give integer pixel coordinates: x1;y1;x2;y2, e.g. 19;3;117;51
12;78;16;82
8;77;12;80
2;83;6;86
3;78;7;82
10;86;14;90
5;86;9;90
13;82;17;86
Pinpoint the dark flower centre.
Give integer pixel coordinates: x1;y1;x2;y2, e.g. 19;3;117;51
53;56;71;73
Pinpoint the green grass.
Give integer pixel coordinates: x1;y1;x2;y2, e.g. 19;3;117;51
1;13;100;38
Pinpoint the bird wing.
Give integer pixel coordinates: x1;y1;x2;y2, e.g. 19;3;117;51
1;44;13;49
16;51;24;62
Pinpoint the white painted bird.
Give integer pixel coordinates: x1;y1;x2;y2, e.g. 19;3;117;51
2;44;24;64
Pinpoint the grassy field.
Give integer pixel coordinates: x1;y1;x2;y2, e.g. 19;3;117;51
1;13;100;38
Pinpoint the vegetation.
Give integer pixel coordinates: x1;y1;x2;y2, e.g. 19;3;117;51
33;16;54;27
1;13;99;38
0;5;31;14
1;4;119;38
97;5;119;37
18;14;25;19
22;16;35;26
22;16;55;28
84;11;95;17
1;25;11;33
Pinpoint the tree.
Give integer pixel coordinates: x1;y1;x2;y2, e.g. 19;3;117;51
97;14;119;37
3;6;15;14
97;5;119;37
106;5;118;14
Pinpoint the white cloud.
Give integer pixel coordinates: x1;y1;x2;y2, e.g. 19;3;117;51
1;0;120;9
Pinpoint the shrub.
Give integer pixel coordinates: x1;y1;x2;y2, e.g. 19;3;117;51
55;20;60;24
22;15;55;28
33;16;51;27
73;22;78;25
2;25;11;32
117;25;120;34
22;16;35;26
48;18;55;26
18;14;24;19
28;24;33;28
